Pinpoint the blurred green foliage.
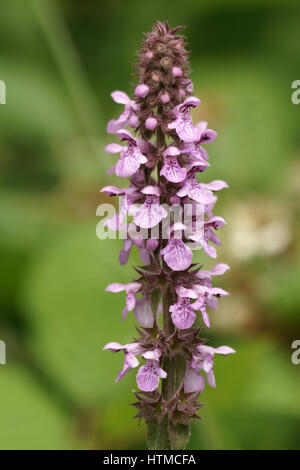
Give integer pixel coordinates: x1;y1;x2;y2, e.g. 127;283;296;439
0;0;299;449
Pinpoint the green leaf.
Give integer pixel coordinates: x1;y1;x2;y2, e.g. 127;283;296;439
147;417;170;450
169;422;190;450
174;355;186;390
151;289;161;317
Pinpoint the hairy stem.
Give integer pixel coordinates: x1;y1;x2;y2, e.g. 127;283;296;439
162;289;175;401
147;122;177;450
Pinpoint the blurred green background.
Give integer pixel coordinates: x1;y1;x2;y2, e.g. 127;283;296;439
0;0;299;450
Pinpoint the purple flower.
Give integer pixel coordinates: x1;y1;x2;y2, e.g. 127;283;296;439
134;298;154;327
201;216;227;258
100;184;125;196
131;186;168;229
119;238;132;265
100;185;139;231
181;146;210;173
198;263;230;279
191;284;229;328
105;282;141;319
195;264;230;312
114;129;147;178
103;341;141;382
136;359;167;392
146;238;159;251
118;234;151;266
117;352;140;382
159;223;193;272
170;295;196;329
161;238;193;271
104;341;166;392
168;97;201;142
160;146;187;183
195;121;217;144
107;91;138;134
183;364;206;393
177;176;228;206
184;344;235;392
176;174;214;205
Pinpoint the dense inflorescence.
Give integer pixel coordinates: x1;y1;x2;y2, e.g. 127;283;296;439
102;20;235;449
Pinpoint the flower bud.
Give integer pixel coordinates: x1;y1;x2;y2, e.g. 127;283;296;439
151;72;161;83
145;51;154;60
172;66;182;77
145;116;157;131
135;84;149;98
161;57;172;68
160;91;170;104
129;114;139;128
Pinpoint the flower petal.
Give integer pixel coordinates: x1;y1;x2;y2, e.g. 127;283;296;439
105;143;124;154
134;299;154;327
103;342;125;351
160;155;187;183
205;180;229;191
134;195;167;229
136;360;165;392
161;239;193;271
170;297;196;329
116;353;139;382
115;145;147;178
111;90;131;105
105;283;125;293
184;366;206;393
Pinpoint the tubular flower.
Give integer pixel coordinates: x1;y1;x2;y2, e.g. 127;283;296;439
101;20;235;450
107;91;138;133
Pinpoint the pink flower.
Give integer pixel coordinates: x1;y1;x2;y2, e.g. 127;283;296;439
134;298;154;327
177;175;228;206
184;344;235;392
115;129;147;177
168;97;201;142
103;341;166;392
131;186;168;229
103;341;141;382
183;364;206;393
118;233;151;266
107;90;138;134
170;296;196;329
136;360;167;392
100;185;139;231
191;284;229;328
105;131;147;178
160;146;187;183
202;216;227;259
105;282;141;319
195;121;217;144
161;239;193;271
